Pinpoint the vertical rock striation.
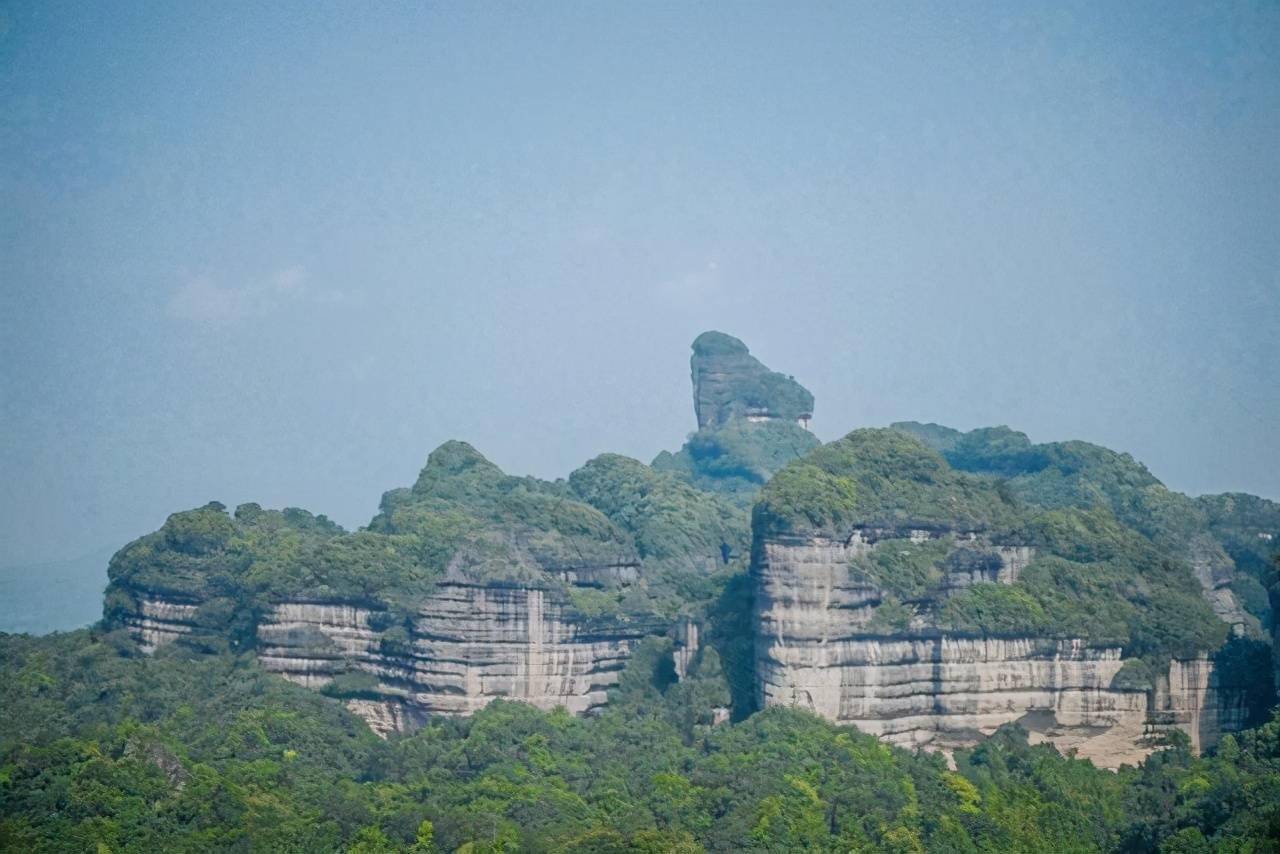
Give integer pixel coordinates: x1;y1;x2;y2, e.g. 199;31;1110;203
124;580;668;736
754;530;1253;767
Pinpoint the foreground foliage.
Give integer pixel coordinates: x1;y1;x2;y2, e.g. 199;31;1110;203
3;629;1280;853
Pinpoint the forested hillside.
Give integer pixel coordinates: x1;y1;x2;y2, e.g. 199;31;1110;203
2;333;1278;852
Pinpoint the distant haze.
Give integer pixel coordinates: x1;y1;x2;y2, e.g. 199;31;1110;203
2;2;1277;568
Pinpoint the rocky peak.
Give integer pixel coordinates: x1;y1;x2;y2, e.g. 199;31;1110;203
690;331;813;430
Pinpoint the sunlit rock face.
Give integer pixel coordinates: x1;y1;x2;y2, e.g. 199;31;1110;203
752;529;1036;641
123;597;201;653
690;331;814;430
257;584;664;722
124;579;668;736
754;530;1252;768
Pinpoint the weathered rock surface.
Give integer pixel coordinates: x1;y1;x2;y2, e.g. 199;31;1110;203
124;597;201;653
125;581;669;736
691;331;813;430
754;530;1034;636
1187;533;1253;629
755;531;1252;767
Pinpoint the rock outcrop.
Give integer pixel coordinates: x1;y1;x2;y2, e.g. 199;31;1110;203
691;331;813;430
123;597;200;653
105;443;690;736
1187;533;1252;629
754;528;1253;767
124;579;669;737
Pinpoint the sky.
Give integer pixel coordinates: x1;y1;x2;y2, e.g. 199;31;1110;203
2;1;1278;567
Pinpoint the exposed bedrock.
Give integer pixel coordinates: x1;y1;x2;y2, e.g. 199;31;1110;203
754;532;1252;768
690;331;814;430
126;582;669;736
123;597;201;654
1187;533;1253;630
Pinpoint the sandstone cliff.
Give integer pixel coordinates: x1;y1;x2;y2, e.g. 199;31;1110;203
753;523;1254;767
117;575;675;736
690;331;813;430
104;443;693;736
751;429;1261;766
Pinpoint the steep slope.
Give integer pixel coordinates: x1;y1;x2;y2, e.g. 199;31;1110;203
655;331;820;505
753;429;1264;766
689;330;813;430
1196;492;1280;627
105;444;678;734
569;453;749;576
893;422;1270;631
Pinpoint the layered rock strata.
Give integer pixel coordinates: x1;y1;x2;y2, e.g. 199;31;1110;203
125;581;668;736
123;597;201;653
755;530;1251;767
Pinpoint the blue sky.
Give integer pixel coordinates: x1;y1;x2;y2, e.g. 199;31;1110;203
2;1;1277;565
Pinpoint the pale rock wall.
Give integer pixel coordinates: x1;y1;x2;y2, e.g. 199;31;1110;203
344;699;424;738
672;618;700;681
401;584;661;716
1148;657;1251;753
755;534;1248;768
129;583;665;735
754;531;1031;636
125;598;201;653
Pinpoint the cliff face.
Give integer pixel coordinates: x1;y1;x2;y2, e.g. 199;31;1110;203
892;421;1270;635
1187;533;1252;629
125;580;669;737
105;443;690;736
754;530;1252;767
690;331;813;430
123;597;201;654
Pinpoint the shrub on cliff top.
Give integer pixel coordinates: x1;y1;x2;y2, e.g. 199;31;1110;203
940;584;1051;635
754;429;1017;537
568;453;747;569
370;440;636;574
106;502;343;603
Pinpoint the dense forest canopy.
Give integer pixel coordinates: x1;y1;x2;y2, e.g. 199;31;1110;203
4;628;1280;852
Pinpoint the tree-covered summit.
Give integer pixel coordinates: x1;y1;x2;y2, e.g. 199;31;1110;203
893;421;1277;630
103;436;764;634
755;428;1232;660
371;440;638;582
754;428;1018;538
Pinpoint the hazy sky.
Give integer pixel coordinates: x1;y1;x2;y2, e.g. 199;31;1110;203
2;1;1278;566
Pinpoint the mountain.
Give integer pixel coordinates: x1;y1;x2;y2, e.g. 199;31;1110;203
85;335;1280;757
2;331;1279;852
654;331;820;504
753;427;1271;765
